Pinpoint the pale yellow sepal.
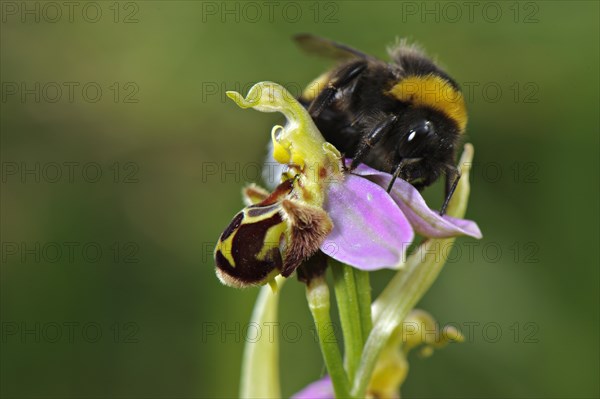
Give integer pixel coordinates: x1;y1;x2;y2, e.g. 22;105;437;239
239;275;286;399
367;309;465;398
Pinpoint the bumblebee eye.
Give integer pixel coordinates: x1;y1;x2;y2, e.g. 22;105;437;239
407;120;433;142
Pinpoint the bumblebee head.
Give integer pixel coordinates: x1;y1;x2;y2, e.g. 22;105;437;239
390;104;462;162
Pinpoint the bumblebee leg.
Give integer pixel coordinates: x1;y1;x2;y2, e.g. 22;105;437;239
308;61;368;117
349;115;398;170
386;157;422;192
440;165;461;216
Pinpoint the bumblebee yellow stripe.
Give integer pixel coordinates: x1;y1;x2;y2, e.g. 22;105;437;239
387;75;467;133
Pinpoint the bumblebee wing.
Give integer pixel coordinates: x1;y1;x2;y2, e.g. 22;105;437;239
293;33;373;61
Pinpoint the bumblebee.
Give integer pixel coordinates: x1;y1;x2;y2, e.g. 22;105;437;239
295;34;468;214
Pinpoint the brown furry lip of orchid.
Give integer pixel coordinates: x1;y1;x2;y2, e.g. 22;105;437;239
213;82;481;289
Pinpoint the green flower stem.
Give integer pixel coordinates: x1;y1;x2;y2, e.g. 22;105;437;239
306;275;350;399
351;144;475;398
331;260;364;381
353;268;373;341
353;237;457;397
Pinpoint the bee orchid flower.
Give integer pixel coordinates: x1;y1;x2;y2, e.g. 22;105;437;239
214;82;480;288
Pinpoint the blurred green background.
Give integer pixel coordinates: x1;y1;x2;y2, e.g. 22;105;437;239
1;1;598;398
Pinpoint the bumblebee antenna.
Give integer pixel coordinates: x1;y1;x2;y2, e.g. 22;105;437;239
386;158;422;193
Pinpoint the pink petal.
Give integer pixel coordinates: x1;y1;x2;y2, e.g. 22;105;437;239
292;376;334;399
352;163;482;239
320;175;414;270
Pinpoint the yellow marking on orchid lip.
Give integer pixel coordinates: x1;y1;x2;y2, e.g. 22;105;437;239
387;75;468;133
256;222;287;261
216;203;286;269
217;234;236;268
